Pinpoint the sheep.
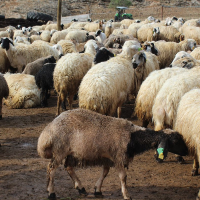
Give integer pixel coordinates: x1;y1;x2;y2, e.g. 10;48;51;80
152;39;197;69
0;74;9;119
0;37;62;73
57;39;77;55
65;30;88;43
0;47;11;73
45;23;64;31
37;108;188;200
170;51;192;65
14;36;30;45
53;39;99;116
68;22;87;29
134;67;191;128
131;51;160;97
3;73;40;109
152;67;200;131
169;56;200;68
95;29;106;44
93;47;114;64
35;63;56;107
28;34;42;44
40;30;51;42
174;88;200;178
120;19;134;27
22;55;56;76
137;26;160;43
50;30;68;44
190;47;200;60
78;40;141;118
84;21;103;32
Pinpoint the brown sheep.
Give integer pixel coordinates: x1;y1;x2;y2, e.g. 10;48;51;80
37;108;188;200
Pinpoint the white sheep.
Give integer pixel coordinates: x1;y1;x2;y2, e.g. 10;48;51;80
40;30;51;42
84;21;103;32
190;47;200;60
95;29;106;44
37;108;188;200
170;51;192;65
0;47;11;73
135;67;190;128
174;88;200;179
3;73;40;109
169;56;200;68
152;67;200;131
50;30;68;44
53;39;98;116
65;30;88;43
57;39;77;55
131;51;160;96
152;39;197;69
78;40;141;118
0;37;62;73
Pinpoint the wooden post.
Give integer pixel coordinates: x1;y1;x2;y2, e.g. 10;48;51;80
161;5;163;20
57;0;62;31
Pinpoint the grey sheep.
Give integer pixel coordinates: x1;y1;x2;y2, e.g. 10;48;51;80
22;55;56;76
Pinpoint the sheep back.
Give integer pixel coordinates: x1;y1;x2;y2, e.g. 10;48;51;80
37;108;133;167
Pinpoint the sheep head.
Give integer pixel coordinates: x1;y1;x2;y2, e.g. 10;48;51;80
0;37;14;50
132;51;146;69
169;56;196;69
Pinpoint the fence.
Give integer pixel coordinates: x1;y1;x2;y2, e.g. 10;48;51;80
90;6;200;21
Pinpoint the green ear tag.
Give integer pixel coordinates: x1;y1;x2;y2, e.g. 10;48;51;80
138;47;142;51
157;148;164;159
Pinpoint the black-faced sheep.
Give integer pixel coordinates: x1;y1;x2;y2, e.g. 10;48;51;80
35;63;56;107
0;37;61;73
93;47;114;64
0;74;9;119
22;55;56;76
37;108;188;200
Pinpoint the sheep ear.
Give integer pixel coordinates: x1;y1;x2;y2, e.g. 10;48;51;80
139;52;146;62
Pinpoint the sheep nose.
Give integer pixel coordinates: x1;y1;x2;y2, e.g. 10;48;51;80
59;54;63;58
169;64;172;68
132;63;138;69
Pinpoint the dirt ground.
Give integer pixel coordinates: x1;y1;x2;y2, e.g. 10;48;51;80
0;94;199;200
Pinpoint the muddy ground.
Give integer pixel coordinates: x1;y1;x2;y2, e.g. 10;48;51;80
0;94;199;200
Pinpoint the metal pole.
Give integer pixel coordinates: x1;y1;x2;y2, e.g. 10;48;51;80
57;0;62;31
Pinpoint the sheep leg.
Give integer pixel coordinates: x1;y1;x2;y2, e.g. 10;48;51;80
117;106;122;118
67;94;74;110
56;92;66;116
0;98;2;120
40;89;48;107
94;165;110;197
47;159;59;199
65;166;88;196
192;154;199;176
118;168;131;200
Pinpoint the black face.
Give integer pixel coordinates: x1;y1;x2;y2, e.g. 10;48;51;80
168;133;188;156
0;37;13;50
93;48;114;64
132;62;138;69
95;30;101;37
48;56;56;63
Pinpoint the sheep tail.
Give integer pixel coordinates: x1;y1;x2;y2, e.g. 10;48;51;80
37;127;53;159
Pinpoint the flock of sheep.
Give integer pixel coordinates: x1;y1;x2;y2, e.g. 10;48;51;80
1;15;200;199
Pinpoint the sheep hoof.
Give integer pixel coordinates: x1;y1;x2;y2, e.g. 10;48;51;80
77;187;88;196
94;191;103;198
191;169;198;176
48;193;56;199
176;156;185;164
